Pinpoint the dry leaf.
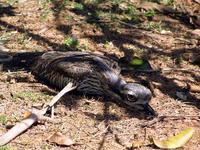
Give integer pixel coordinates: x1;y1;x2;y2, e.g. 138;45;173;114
153;128;195;149
23;111;32;119
47;132;75;146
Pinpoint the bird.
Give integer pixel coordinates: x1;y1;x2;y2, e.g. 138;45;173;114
31;51;157;117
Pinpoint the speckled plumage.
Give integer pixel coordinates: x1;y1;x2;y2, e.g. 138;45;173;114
31;51;156;116
32;51;123;96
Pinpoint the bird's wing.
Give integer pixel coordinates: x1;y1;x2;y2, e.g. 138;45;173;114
32;52;92;80
42;51;121;75
31;51;120;89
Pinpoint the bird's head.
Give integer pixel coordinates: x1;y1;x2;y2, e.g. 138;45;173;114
120;83;157;117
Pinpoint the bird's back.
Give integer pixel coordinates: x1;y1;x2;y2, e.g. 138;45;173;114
31;51;121;95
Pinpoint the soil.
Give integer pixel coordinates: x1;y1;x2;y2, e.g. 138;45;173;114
0;0;200;150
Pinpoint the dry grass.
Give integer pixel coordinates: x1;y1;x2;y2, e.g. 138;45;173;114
0;0;200;149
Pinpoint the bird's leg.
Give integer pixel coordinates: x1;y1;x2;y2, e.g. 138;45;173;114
42;82;77;118
51;106;54;119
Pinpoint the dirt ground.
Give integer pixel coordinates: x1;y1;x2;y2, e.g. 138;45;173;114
0;0;200;150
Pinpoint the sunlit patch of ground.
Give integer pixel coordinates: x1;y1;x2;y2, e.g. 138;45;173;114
0;0;199;149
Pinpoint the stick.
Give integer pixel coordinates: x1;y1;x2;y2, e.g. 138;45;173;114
0;113;38;146
0;82;76;146
141;115;200;128
122;68;200;73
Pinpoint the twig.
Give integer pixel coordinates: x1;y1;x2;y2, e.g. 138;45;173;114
92;126;109;138
0;82;76;146
0;113;38;146
141;115;200;128
122;68;200;73
161;68;200;72
117;20;139;29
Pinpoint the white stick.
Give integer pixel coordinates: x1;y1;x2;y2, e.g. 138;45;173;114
0;82;76;146
0;113;38;146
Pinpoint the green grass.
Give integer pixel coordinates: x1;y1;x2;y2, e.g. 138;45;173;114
0;30;13;43
103;41;114;49
0;145;16;150
144;9;156;18
4;0;18;6
16;32;31;47
38;0;54;21
161;0;174;5
65;15;74;21
40;144;51;150
73;2;84;11
12;91;51;102
0;115;8;125
142;21;164;31
123;5;140;22
64;37;79;48
0;147;8;150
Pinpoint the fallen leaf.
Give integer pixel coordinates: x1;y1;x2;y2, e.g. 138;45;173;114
153;128;195;149
129;57;144;66
47;132;75;146
23;111;32;119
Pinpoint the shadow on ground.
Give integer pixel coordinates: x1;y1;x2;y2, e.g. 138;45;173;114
0;3;15;17
0;1;199;149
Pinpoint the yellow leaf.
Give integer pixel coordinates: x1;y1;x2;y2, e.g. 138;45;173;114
153;128;195;149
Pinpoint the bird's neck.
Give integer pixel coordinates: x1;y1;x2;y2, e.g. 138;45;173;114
103;70;126;92
113;79;126;93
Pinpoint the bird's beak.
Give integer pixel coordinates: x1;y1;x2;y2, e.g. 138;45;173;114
142;103;158;117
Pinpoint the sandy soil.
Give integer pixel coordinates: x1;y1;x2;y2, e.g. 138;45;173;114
0;0;200;149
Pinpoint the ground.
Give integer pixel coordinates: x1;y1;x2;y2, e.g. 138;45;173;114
0;0;200;150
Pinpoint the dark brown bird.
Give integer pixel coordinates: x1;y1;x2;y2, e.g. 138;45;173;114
31;51;157;116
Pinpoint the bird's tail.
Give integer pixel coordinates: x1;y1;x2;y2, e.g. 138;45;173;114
0;51;44;71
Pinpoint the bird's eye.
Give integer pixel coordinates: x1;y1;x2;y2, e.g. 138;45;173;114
126;94;137;102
